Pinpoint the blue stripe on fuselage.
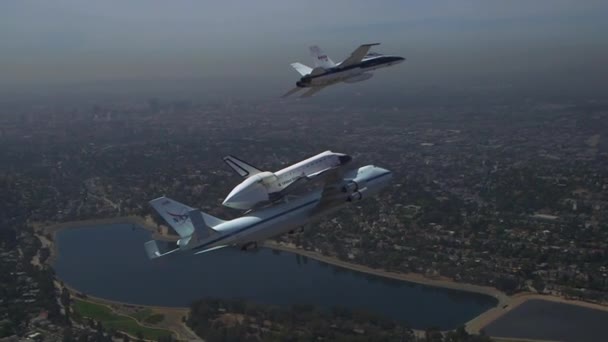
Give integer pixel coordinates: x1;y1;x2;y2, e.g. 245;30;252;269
193;171;391;252
301;56;402;83
193;199;319;251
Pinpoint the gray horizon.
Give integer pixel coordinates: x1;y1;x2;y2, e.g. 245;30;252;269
1;0;607;97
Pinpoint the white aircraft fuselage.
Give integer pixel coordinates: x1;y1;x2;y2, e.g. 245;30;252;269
222;150;352;210
297;54;405;88
144;164;392;259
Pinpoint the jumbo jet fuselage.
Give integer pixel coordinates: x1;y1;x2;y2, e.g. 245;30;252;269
297;54;404;88
222;150;351;210
145;165;392;259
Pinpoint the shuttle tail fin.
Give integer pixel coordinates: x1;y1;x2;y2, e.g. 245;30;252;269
223;155;263;178
310;45;336;69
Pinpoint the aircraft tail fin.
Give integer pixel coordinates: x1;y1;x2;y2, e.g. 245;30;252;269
188;209;220;241
310;45;336;69
290;62;312;76
149;196;224;238
223;155;263;178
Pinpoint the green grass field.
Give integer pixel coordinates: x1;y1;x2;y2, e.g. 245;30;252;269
131;308;153;322
72;300;172;340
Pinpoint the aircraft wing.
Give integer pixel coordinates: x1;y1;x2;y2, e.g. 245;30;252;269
307;166;340;179
274;166;343;200
339;43;380;68
193;245;229;255
282;87;303;98
144;239;180;259
310;166;355;213
300;86;326;98
223;155;263;178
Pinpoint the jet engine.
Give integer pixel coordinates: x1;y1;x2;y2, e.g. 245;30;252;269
347;190;365;202
342;180;366;193
343;73;373;83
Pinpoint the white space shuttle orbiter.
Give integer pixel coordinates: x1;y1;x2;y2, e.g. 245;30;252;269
221;150;352;210
283;43;405;98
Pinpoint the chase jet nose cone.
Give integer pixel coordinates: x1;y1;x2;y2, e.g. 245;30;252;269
222;180;269;210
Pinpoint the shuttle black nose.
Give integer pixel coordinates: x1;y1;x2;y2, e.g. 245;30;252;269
339;155;352;165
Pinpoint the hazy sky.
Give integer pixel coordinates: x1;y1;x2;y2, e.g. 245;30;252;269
1;0;607;92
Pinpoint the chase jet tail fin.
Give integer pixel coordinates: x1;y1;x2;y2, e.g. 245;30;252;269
223;155;263;178
310;45;336;69
149;196;225;238
290;62;312;76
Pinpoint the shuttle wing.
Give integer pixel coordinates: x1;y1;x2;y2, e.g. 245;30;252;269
223;155;263;178
312;166;358;213
339;43;380;68
307;166;340;179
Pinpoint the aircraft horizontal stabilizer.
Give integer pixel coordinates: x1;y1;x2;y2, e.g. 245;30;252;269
144;239;180;259
290;62;312;76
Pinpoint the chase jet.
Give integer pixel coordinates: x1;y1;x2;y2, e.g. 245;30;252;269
222;150;352;210
144;164;392;258
283;43;405;98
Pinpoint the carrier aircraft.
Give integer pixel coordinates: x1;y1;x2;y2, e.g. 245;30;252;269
283;43;405;98
144;164;392;258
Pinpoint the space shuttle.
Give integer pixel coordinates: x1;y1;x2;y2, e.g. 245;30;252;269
221;151;352;210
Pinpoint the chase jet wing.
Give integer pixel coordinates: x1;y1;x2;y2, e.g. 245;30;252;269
339;43;380;68
300;86;326;98
282;87;303;98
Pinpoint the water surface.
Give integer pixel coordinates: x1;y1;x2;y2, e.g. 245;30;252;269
54;224;497;330
485;299;608;342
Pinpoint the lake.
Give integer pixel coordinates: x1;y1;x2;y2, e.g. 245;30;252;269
53;224;497;330
484;299;608;342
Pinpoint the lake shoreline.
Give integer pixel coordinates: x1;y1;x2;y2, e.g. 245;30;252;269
34;216;608;336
